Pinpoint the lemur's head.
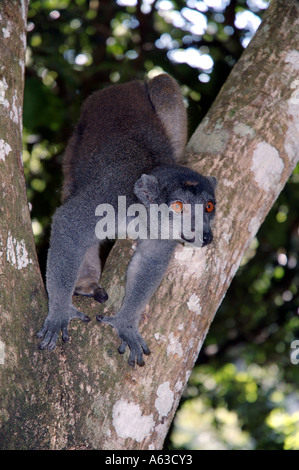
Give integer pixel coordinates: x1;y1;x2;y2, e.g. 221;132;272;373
134;166;217;247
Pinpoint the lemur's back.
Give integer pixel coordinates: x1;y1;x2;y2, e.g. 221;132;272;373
62;76;187;202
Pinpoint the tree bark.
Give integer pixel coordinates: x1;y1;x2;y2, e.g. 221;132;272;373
0;0;48;446
0;0;299;450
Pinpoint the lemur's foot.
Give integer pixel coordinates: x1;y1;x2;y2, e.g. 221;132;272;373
96;315;150;367
74;283;108;303
93;286;109;303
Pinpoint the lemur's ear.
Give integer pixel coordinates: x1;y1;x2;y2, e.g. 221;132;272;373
134;174;160;207
208;176;217;190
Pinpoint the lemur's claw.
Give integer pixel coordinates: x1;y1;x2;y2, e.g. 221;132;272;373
37;309;90;351
96;315;150;367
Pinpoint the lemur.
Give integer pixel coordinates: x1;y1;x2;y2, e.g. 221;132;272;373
37;74;217;367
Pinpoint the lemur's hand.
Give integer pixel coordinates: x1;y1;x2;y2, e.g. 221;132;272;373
96;314;150;367
37;307;90;350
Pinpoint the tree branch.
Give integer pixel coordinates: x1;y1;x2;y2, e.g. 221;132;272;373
0;0;298;450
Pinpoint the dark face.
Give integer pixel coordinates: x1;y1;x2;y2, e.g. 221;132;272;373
134;169;217;247
166;178;216;247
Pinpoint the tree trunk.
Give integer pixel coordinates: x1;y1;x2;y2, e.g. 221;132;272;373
0;0;48;445
0;0;298;450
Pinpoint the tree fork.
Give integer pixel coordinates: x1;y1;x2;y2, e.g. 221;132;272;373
0;0;298;450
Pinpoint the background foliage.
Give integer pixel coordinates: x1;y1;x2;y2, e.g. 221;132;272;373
23;0;299;450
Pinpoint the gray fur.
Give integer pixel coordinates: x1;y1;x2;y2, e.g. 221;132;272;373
37;74;217;366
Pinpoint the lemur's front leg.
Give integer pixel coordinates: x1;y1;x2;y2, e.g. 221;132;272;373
97;239;177;366
37;202;96;350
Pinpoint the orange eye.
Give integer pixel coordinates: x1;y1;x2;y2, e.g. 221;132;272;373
206;201;214;213
171;201;183;213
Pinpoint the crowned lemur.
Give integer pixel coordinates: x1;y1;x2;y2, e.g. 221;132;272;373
37;73;217;367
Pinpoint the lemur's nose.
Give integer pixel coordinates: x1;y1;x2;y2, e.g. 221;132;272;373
202;232;213;247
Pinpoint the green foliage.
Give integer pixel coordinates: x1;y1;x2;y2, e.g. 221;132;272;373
23;0;299;450
171;362;299;449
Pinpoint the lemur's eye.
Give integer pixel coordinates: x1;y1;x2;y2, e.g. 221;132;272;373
171;201;183;213
206;201;214;213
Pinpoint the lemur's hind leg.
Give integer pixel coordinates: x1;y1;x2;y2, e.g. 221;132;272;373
74;243;108;303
